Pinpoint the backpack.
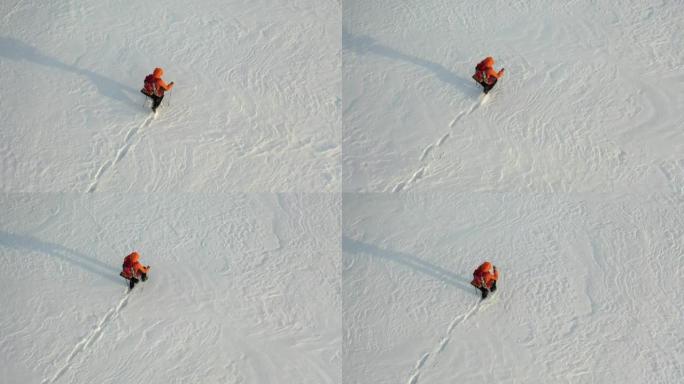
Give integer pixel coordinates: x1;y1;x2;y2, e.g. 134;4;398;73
121;256;135;278
142;74;158;96
474;62;488;83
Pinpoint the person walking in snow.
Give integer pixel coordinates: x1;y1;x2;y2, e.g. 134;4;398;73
120;251;150;290
471;261;498;299
472;57;504;94
141;67;174;113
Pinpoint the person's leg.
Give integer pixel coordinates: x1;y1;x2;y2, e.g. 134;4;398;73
141;272;147;282
490;281;497;292
129;277;138;290
483;79;498;94
479;287;489;299
152;95;164;111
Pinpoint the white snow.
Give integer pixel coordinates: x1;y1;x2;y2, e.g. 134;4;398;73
3;0;684;383
343;0;684;193
1;0;340;192
1;194;340;383
341;0;684;383
343;193;683;383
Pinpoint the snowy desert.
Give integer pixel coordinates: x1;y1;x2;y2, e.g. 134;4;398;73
343;0;684;193
1;193;340;383
343;192;682;383
1;0;340;192
2;0;684;383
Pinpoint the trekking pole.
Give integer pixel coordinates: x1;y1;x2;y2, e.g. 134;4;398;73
167;88;173;108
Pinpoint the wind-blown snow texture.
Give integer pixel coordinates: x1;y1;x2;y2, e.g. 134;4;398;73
3;0;684;383
342;1;683;383
343;0;684;193
1;0;340;192
1;194;340;383
343;193;683;384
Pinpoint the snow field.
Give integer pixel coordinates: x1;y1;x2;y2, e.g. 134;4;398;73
2;0;684;383
0;193;341;383
0;0;340;192
341;2;684;378
343;192;683;383
343;0;684;193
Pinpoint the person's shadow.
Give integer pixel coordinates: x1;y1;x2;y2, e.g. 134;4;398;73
0;36;140;109
0;231;122;285
343;236;475;294
343;30;480;98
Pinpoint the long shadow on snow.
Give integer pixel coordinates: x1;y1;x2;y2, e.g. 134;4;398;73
0;231;122;285
0;37;140;109
343;30;480;98
343;237;474;294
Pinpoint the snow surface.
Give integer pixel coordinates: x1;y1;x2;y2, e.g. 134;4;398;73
3;0;684;383
343;0;684;193
1;0;340;192
1;193;340;383
343;193;683;384
341;1;683;383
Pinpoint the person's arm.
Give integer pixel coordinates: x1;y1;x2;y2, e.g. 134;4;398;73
157;79;175;91
135;263;149;274
487;67;505;79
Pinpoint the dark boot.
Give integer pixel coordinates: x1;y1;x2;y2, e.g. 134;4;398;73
490;281;497;293
479;287;489;300
129;277;139;290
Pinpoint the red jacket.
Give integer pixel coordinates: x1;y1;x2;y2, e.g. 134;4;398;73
121;252;148;279
472;57;504;85
471;262;498;289
143;68;174;97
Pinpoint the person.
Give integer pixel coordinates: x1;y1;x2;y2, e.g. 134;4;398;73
141;67;174;113
120;251;150;290
471;261;498;299
472;57;504;94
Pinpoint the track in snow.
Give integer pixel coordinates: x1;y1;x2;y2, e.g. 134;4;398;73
406;300;479;384
407;273;503;384
392;95;488;192
86;115;153;193
42;292;130;384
